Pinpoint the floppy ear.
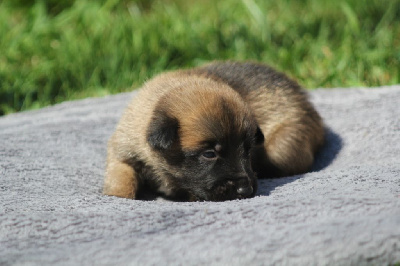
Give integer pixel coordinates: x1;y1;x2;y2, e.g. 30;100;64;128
147;111;179;150
254;126;265;146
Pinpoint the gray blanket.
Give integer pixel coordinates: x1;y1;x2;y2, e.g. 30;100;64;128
1;86;399;265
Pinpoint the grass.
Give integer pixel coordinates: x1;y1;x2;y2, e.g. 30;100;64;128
0;0;399;115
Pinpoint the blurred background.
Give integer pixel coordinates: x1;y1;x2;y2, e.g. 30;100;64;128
0;0;399;115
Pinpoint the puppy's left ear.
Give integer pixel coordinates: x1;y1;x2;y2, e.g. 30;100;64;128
254;126;264;146
147;111;179;150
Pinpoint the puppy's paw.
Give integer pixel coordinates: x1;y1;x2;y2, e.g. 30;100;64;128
104;157;137;199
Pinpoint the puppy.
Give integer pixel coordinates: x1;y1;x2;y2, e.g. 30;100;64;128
103;61;324;201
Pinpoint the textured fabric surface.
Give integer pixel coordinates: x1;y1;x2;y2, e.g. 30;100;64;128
1;86;399;265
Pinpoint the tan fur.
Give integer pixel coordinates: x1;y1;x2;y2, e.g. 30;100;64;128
103;61;325;200
244;85;324;176
104;146;137;198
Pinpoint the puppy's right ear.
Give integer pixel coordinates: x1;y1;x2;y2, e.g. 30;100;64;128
147;111;179;150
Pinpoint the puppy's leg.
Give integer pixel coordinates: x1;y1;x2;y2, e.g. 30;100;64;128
261;123;317;177
103;149;138;199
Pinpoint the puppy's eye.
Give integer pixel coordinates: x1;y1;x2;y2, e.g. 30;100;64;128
202;150;217;159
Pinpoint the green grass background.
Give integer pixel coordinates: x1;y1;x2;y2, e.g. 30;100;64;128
0;0;399;115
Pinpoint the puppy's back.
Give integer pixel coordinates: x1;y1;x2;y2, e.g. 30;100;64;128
192;61;302;95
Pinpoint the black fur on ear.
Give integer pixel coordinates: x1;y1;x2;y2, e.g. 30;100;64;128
254;126;265;146
147;110;179;150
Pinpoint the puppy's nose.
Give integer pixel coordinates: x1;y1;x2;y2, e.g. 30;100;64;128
237;185;253;197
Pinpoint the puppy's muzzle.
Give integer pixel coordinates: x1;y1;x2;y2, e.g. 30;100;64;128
235;176;253;197
237;185;253;197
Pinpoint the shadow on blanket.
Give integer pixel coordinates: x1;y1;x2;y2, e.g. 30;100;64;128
312;127;343;172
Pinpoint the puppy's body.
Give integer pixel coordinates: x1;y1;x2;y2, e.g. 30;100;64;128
104;61;324;201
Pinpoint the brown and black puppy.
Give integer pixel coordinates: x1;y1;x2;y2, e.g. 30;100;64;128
103;61;324;201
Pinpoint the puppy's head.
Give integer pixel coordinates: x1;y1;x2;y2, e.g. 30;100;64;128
147;78;264;201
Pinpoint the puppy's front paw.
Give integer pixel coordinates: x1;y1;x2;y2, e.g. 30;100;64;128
104;157;137;199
